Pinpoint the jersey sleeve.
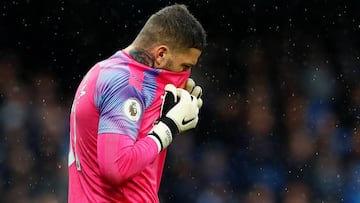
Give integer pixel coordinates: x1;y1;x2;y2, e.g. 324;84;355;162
95;67;145;140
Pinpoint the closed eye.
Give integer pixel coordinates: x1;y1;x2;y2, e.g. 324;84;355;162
182;64;193;71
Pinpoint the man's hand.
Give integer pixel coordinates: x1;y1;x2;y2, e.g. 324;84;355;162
148;84;200;151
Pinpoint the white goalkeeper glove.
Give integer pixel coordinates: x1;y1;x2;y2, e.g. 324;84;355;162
185;78;203;109
149;84;200;151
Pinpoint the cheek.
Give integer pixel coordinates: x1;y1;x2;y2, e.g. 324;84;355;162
163;60;172;68
165;60;182;72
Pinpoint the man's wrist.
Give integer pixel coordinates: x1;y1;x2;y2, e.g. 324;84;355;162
148;121;174;151
158;117;179;135
148;134;162;153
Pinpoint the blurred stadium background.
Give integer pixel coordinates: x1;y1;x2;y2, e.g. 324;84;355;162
1;0;360;202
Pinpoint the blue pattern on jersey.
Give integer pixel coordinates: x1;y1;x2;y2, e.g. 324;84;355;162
142;68;160;108
96;65;144;140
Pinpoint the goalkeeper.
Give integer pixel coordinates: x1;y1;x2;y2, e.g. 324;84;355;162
67;4;207;203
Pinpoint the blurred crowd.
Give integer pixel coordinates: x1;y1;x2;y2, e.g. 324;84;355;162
0;52;69;202
1;32;360;203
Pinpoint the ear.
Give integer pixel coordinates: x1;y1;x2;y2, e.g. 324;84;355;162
154;45;169;67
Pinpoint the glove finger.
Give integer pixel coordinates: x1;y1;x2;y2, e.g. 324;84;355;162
190;95;200;115
185;78;195;93
197;98;203;109
165;84;177;93
164;84;178;102
176;88;192;103
192;86;202;99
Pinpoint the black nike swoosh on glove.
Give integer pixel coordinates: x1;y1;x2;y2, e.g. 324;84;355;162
182;118;195;125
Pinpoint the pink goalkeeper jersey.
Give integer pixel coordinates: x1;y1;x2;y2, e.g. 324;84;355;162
68;50;190;203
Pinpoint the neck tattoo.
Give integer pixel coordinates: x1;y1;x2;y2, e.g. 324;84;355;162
128;49;155;67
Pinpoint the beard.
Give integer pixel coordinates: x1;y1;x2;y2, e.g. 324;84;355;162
163;59;174;70
155;58;174;71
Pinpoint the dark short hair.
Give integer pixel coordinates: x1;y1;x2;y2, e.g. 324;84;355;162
134;4;207;51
